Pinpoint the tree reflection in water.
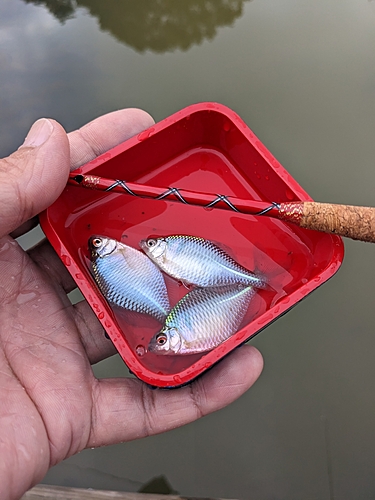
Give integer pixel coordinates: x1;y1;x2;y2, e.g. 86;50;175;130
23;0;251;52
24;0;76;23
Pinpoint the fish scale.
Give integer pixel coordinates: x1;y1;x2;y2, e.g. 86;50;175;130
148;285;254;355
140;235;266;288
89;236;170;323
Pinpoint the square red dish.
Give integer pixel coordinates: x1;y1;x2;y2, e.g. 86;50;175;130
40;103;344;388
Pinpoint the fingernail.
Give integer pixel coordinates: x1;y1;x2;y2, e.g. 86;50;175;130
21;119;53;148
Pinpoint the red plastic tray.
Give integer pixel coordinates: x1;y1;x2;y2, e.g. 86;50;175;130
40;103;344;388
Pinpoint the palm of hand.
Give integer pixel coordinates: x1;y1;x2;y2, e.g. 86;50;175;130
0;110;262;500
1;235;95;466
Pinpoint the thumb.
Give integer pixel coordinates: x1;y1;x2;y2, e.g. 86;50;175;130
0;118;70;238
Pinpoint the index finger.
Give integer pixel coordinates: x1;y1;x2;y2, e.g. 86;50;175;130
68;108;155;171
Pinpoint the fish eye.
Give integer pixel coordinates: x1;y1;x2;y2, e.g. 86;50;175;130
92;238;102;248
147;239;157;248
155;333;167;346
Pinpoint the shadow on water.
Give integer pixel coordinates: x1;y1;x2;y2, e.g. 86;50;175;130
23;0;252;52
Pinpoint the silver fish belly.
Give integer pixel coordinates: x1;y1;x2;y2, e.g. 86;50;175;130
89;236;170;322
148;285;254;355
140;235;266;288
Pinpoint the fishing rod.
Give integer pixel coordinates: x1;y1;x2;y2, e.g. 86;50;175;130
68;173;375;243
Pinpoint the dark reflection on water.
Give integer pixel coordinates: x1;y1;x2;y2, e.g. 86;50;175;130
24;0;75;23
23;0;251;52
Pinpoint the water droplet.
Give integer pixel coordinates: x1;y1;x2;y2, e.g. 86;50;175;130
203;206;214;212
223;121;231;132
75;273;84;280
16;292;37;305
265;175;270;181
98;312;104;320
0;241;10;253
137;127;155;141
136;345;145;357
61;255;71;266
285;188;295;201
17;444;31;462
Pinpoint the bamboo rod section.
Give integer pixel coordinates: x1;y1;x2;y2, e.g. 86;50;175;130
68;174;375;243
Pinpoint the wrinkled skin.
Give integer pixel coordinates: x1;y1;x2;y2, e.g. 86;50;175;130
0;109;263;500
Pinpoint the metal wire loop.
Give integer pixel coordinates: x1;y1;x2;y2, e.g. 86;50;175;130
155;187;188;203
205;194;240;212
105;180;137;196
254;201;281;216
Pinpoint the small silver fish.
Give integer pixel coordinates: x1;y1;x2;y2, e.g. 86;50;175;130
148;285;254;355
140;235;266;289
89;236;170;322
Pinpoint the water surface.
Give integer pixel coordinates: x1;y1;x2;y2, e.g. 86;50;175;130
2;1;375;498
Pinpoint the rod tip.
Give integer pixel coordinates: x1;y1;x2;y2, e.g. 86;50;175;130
71;174;84;184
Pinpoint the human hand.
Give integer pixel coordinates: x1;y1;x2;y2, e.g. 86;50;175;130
0;110;263;500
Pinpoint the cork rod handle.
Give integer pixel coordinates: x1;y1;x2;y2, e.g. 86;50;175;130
279;202;375;243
